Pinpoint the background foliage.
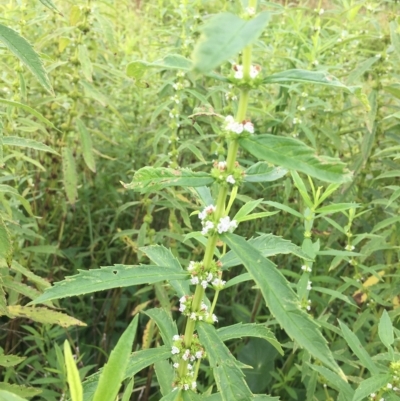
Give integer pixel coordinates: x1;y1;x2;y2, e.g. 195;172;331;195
1;0;400;400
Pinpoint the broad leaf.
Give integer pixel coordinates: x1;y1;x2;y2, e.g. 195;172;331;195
93;315;139;401
2;136;59;155
217;322;283;355
223;233;342;375
239;135;352;183
263;69;351;91
352;374;391;401
0;352;25;368
144;308;178;347
197;322;253;401
244;162;287;182
29;265;188;304
192;12;270;73
0;390;29;401
378;310;394;349
7;305;86;328
0;23;53;93
154;359;174;397
0;383;41;399
124;167;214;193
64;340;83;401
221;233;312;269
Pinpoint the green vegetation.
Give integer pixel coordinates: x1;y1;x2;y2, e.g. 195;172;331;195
1;1;400;400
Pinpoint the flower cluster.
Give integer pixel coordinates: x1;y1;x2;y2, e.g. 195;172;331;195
178;295;218;323
224;115;254;135
301;264;312;273
233;64;261;80
210;160;245;187
198;204;238;236
187;260;225;290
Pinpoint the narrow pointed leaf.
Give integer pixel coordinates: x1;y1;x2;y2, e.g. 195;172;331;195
244;162;287;182
155;359;174;397
223;233;341;374
3;136;59;155
198;322;253;401
192;12;270;73
0;390;29;401
378;310;394;349
78;45;93;82
30;265;188;304
0;353;25;368
93;315;139;401
0;23;52;93
62;147;78;205
144;308;178;347
64;341;83;401
124;167;213;193
217;323;283;355
76;119;96;172
352;374;391;401
0;215;12;266
239;135;352;183
160;390;182;401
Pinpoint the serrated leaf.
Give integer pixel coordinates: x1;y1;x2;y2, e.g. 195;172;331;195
29;265;188;304
221;233;312;269
0;215;12;266
93;315;138;401
244;162;287;182
263;69;351;90
0;184;33;216
0;23;53;93
3;136;59;155
78;45;93;82
223;233;341;374
378;309;394;349
0;383;41;399
217;323;283;355
123;167;214;193
7;305;86;328
0;390;29;401
0;99;56;129
0;353;25;368
62;147;78;205
239;135;352;183
126;54;192;78
197;322;253;401
64;341;83;401
8;259;50;290
76;119;96;172
144;308;178;348
192;12;270;73
352;374;391;401
338;321;379;375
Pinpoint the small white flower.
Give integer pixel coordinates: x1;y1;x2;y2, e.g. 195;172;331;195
191;381;197;389
246;6;255;16
171;346;180;355
217;216;238;234
250;65;260;78
191;276;199;285
198;315;203;320
243;121;254;133
217;161;227;170
293;118;302;124
179;304;186;312
212;278;226;288
195;350;203;359
370;393;376;398
201;221;215;235
206;273;213;282
201;302;208;310
201;280;208;289
307;281;312;291
319;8;324;15
345;244;355;251
172;335;180;341
226;175;236;184
212;314;218;322
183;384;189;391
190;355;196;362
173;362;179;368
190;312;197;320
387;383;393;389
187;261;195;271
187;364;193;370
179;296;187;303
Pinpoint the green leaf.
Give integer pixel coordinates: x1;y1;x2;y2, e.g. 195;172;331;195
217;322;283;355
0;23;53;93
126;54;192;78
93;315;139;401
315;203;359;214
239;135;352;183
223;233;341;374
7;305;86;328
346;57;379;85
312;287;356;308
225;273;252;289
8;260;50;290
76;119;96;172
0;215;12;266
144;308;178;347
38;0;61;14
155;359;174;397
0;99;56;129
64;340;83;401
221;233;312;269
78;44;93;82
124;167;214;193
0;383;41;399
160;390;182;401
263;69;351;90
263;200;303;218
192;12;270;73
29;265;188;304
233;199;263;221
338;321;379;375
0;352;25;368
378;310;394;349
140;245;189;297
244;162;287;182
2;136;59;155
352;374;391;401
121;379;134;401
0;184;33;216
197;322;253;401
0;390;29;401
62;147;78;205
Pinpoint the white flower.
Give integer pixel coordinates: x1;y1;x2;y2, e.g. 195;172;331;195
183;384;189;390
171;346;180;355
345;244;355;251
191;381;197;389
370;393;376;398
191;276;200;285
206;273;213;282
212;314;218;322
187;364;193;370
217;216;238;234
199;205;216;221
243;121;254;133
179;296;187;304
226;175;236;184
250;65;260;78
179;304;186;312
190;312;197;320
293;118;302;124
226;120;244;134
201;221;215;235
198;315;203;320
307;281;312;291
225;115;234;124
201;280;208;289
172;335;180;341
201;302;208;310
195;350;203;359
190;355;196;362
246;7;255;16
173;362;179;368
182;349;190;360
387;383;393;389
234;65;244;79
212;278;226;288
301;265;312;273
187;261;196;271
218;161;227;170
